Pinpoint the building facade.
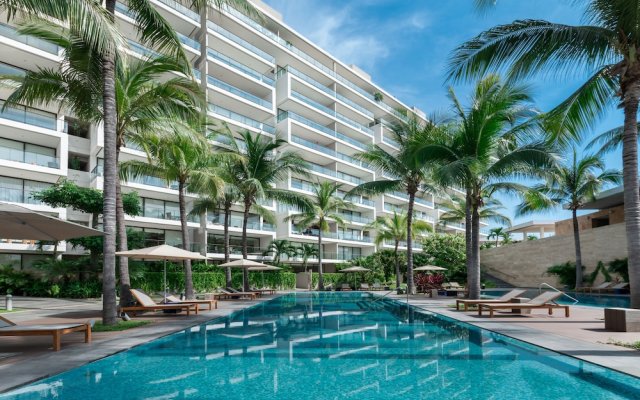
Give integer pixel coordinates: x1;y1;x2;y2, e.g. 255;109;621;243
0;0;485;271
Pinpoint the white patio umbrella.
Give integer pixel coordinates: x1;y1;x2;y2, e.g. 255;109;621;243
0;202;103;240
219;259;272;289
116;244;207;298
248;265;282;288
340;266;371;288
414;265;447;272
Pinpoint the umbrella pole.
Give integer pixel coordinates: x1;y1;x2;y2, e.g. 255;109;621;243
163;259;167;300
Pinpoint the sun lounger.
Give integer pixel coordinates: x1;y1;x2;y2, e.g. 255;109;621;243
227;287;261;298
165;295;217;311
576;282;612;293
340;283;352;291
122;289;196;316
599;282;630;293
371;283;384;291
456;289;527;311
250;287;277;295
0;315;91;351
478;291;570;318
213;288;257;300
359;283;370;291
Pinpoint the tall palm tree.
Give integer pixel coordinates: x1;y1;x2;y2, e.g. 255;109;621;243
487;227;506;248
350;119;441;294
121;127;223;299
449;0;640;308
297;243;319;273
286;181;350;290
229;131;311;291
367;212;432;289
419;76;555;299
263;239;295;265
439;197;511;248
517;150;621;288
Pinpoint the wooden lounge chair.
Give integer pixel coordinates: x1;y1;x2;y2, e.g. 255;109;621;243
213;288;257;300
359;283;370;291
576;282;612;293
0;315;91;351
122;289;196;316
478;291;570;318
599;282;630;293
456;289;527;311
250;287;277;295
227;287;261;298
371;282;384;291
165;295;217;311
340;283;352;291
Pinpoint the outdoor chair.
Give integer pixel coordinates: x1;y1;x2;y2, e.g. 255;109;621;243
122;289;196;316
340;283;352;291
576;282;612;293
227;287;261;298
456;289;527;311
214;288;257;300
250;287;277;295
165;295;217;311
0;315;91;351
477;291;570;318
599;282;630;293
371;282;383;291
359;283;370;291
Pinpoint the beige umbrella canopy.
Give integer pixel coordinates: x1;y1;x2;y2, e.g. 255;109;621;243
116;244;207;298
219;259;272;289
0;202;103;240
414;265;447;272
340;266;371;288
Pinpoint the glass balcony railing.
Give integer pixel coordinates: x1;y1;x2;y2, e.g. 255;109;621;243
207;49;274;85
177;32;200;51
0;23;59;54
388;191;434;207
0;186;46;205
208;103;275;134
336;171;363;185
91;164;103;179
127;39;161;59
382;136;400;149
207;75;271;108
338;232;372;242
291;178;315;193
0;146;59;168
0;62;25;77
309;162;336;178
338;191;375;207
278;110;368;150
335;152;371;170
207;21;274;64
291;91;373;136
384;203;405;213
337;213;373;224
155;0;199;22
291;135;334;156
0;100;57;130
126;174;179;190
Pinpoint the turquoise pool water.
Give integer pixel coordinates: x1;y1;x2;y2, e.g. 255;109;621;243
2;292;640;399
482;289;630;308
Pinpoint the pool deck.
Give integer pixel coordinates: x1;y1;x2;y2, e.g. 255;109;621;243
385;293;640;378
0;294;279;393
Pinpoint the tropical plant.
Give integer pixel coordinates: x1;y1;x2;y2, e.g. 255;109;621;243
587;261;612;285
121;127;223;299
228;131;311;291
527;235;538;241
609;258;629;282
439;196;511;248
263;239;296;265
366;212;432;288
297;243;319;274
547;262;579;288
487;227;507;247
350;118;441;294
449;0;640;307
286;181;349;290
419;233;467;282
418;75;555;299
517;150;621;288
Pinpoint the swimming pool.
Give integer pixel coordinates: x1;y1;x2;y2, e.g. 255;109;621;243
2;292;639;399
482;289;631;308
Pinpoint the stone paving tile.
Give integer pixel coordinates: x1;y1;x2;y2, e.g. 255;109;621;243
0;295;276;393
385;293;640;377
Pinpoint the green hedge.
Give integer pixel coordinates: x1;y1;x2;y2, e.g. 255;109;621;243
131;271;296;293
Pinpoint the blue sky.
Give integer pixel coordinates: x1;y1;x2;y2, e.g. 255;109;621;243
263;0;625;227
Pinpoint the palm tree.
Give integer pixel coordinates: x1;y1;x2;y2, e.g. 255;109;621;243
418;76;555;299
350;119;441;294
449;0;640;308
121;127;224;299
263;239;295;265
439;197;511;247
286;181;350;290
487;227;506;248
228;131;311;291
517;150;621;288
367;212;432;289
297;243;319;273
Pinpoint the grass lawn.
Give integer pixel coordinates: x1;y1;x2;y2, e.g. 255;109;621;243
0;308;23;313
92;320;151;332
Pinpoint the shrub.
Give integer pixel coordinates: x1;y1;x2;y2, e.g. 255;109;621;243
608;258;629;282
419;234;467;282
547;262;579;287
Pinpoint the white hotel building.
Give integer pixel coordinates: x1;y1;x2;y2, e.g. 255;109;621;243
0;0;486;271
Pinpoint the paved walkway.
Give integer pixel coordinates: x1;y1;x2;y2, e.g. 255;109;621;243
0;295;276;393
386;293;640;377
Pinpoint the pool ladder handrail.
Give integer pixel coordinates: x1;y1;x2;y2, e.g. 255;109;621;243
539;282;579;304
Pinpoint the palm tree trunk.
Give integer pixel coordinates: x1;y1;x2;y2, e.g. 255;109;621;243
465;191;473;293
572;209;583;289
622;79;640;309
241;198;250;291
178;181;193;299
406;191;416;295
468;202;481;299
115;173;132;307
317;231;324;290
101;0;118;326
394;240;400;288
223;201;232;287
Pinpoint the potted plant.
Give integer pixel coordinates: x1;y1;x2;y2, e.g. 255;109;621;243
374;92;384;102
